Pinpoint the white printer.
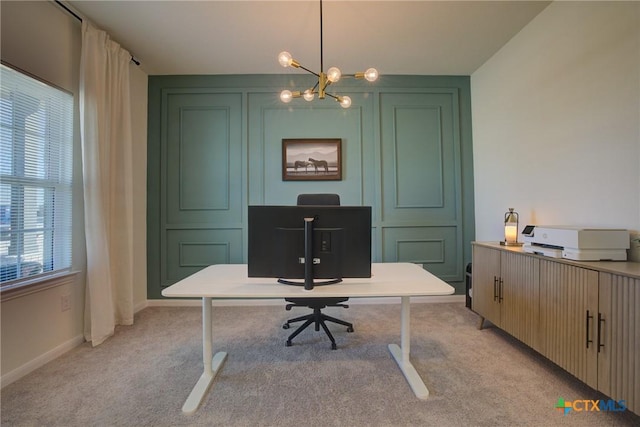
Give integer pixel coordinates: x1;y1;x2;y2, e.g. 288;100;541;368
522;226;629;261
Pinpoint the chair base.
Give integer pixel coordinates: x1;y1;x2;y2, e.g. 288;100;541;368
283;306;353;350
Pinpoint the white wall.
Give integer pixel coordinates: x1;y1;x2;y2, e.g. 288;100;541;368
0;0;148;382
471;1;640;243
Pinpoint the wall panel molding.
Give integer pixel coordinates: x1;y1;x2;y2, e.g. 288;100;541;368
397;238;446;264
164;228;242;286
380;90;461;224
179;242;230;267
381;225;461;281
147;75;474;298
178;106;231;211
392;105;444;209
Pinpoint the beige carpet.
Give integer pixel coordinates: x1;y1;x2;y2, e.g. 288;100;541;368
1;302;638;426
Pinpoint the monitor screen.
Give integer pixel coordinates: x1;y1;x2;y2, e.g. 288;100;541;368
248;205;372;288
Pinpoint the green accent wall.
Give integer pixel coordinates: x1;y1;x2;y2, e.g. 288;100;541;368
147;75;475;298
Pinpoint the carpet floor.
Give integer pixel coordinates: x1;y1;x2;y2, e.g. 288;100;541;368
1;302;639;426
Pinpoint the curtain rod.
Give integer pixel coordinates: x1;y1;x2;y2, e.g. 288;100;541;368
54;0;141;66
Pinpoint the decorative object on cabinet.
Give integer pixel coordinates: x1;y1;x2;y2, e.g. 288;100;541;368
282;138;342;181
500;208;523;246
277;0;378;108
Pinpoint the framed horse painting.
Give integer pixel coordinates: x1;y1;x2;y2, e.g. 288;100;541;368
282;138;342;181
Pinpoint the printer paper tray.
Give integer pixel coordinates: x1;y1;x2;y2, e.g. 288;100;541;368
523;245;563;258
524;244;627;261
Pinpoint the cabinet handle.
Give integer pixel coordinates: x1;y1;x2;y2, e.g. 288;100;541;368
498;278;504;303
585;310;593;348
493;276;498;301
597;313;605;353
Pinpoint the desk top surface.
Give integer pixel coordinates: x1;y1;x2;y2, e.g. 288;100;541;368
161;263;454;299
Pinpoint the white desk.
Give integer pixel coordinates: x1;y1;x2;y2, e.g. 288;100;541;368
162;262;455;414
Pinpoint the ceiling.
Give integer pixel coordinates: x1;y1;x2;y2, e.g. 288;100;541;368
67;1;551;76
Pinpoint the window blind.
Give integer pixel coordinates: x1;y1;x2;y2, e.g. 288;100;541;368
0;63;73;287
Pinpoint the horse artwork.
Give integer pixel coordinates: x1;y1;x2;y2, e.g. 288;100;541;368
282;138;342;181
307;158;328;173
294;160;310;172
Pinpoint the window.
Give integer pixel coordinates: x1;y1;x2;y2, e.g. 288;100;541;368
0;63;73;290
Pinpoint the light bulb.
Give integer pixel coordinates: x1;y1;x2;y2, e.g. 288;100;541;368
327;67;341;83
303;89;315;101
278;51;293;68
339;95;352;109
280;90;293;103
364;68;378;82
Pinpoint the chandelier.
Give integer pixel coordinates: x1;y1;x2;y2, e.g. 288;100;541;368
278;0;379;108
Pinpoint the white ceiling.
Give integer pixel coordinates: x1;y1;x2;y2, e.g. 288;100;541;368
67;0;551;76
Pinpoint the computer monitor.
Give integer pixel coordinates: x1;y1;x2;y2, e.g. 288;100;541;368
248;205;372;290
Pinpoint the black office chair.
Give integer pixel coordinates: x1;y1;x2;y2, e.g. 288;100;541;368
282;194;354;350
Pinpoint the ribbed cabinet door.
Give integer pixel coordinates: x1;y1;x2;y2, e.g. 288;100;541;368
598;273;640;413
539;260;599;388
472;246;502;326
500;252;540;351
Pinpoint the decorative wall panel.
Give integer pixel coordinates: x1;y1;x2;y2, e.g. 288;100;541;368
381;226;459;280
153;90;243;292
178;107;229;211
378;90;464;282
164;92;242;226
393;106;444;208
380;91;461;223
165;229;242;283
147;75;474;298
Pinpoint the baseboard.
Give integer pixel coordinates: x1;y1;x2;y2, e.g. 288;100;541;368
1;334;85;389
134;299;149;314
147;294;465;307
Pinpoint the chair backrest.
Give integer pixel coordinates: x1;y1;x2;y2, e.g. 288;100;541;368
296;194;340;206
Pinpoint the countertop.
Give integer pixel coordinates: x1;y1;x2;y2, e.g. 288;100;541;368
472;241;640;280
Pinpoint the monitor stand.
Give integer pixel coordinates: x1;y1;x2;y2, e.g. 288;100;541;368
278;277;342;290
277;216;342;291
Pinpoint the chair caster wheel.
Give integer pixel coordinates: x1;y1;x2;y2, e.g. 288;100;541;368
347;327;354;333
331;343;337;350
283;323;290;329
286;340;292;347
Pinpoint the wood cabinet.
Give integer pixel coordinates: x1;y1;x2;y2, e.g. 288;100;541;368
538;260;599;388
597;273;640;413
471;246;501;326
472;245;539;351
472;242;640;415
539;260;639;410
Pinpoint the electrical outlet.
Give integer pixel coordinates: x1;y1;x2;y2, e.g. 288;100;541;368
60;294;70;312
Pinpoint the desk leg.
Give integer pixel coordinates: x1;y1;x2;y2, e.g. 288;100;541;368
182;297;228;414
388;296;430;400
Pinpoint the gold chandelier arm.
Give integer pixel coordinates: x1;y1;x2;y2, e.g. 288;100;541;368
297;64;320;77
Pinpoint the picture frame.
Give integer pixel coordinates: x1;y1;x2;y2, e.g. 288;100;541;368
282;138;342;181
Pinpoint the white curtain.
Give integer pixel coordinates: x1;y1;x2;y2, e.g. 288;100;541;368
80;21;134;346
